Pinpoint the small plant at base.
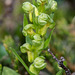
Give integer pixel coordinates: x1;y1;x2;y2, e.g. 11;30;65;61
21;0;57;75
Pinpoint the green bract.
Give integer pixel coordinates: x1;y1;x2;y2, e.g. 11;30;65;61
34;56;46;70
37;0;47;5
20;43;31;53
22;2;33;13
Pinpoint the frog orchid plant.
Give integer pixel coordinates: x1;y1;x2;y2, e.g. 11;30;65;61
11;0;57;75
20;0;57;75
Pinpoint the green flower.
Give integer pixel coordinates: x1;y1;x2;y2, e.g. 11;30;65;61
37;0;47;5
34;56;46;70
22;24;35;36
51;1;57;11
32;34;42;46
29;64;40;75
20;43;31;53
22;2;39;22
22;2;33;13
38;13;52;26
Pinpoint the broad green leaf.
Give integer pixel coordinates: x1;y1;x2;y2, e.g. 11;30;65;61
23;14;28;27
44;28;54;49
10;48;34;75
2;67;19;75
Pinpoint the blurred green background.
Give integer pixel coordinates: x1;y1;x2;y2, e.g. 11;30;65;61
0;0;75;75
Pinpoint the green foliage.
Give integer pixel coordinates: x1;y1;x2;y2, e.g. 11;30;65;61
56;69;64;75
2;0;58;75
2;67;19;75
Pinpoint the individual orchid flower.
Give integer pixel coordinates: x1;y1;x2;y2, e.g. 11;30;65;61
32;34;42;46
29;56;46;75
22;24;35;36
29;64;40;75
38;13;49;26
22;2;39;22
34;56;46;70
20;43;31;53
20;43;34;62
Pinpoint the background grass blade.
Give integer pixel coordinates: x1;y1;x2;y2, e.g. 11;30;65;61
10;48;34;75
